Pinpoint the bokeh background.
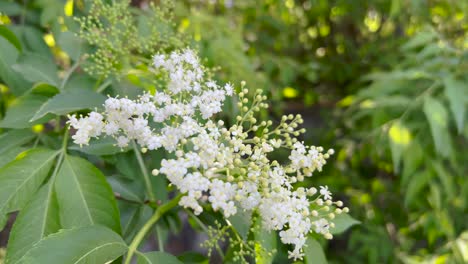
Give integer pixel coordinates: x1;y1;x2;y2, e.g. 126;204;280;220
0;0;467;263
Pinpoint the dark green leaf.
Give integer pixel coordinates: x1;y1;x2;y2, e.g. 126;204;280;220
304;237;327;264
121;205;152;243
405;170;433;207
0;25;22;51
68;137;130;155
137;251;184;264
31;83;60;96
16;226;127;264
432;162;455;200
5;182;60;264
55;155;121;233
31;90;106;121
0;148;58;220
177;252;208;264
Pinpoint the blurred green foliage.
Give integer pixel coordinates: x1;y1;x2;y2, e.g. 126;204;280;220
0;0;467;263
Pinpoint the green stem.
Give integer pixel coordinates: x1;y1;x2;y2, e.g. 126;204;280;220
132;141;156;202
60;59;81;90
96;80;112;93
155;225;164;252
124;194;183;264
49;129;69;182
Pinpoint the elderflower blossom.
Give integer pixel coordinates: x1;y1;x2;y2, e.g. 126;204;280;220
68;48;349;260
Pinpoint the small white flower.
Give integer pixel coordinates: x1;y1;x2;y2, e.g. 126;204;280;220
320;185;332;200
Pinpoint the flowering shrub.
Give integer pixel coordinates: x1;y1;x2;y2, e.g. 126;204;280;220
69;49;349;261
0;1;361;263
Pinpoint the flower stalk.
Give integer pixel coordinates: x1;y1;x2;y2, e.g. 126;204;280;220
124;194;183;264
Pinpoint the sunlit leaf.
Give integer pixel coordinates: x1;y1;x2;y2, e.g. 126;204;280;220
388;122;412;173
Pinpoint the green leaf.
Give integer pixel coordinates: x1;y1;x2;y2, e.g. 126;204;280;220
16;226;127;264
177;252;209;264
0;37;31;96
388;122;412;173
38;0;63;26
0;129;35;153
0;148;58;220
12;52;59;86
443;76;467;133
401;141;424;187
432;162;455;201
11;26;51;56
423;96;452;157
57;31;82;61
254;217;277;264
330;214;360;235
108;176;144;203
137;251;184;264
0;93;53;128
401;30;437;51
55;155;121;233
0;25;22;51
68;137;130;155
0;213;7;231
31;82;60;96
405;170;433;207
31;90;106;121
5;182;60;264
0;1;22;16
0;147;27;168
304;237;327;264
228;207;252;240
120;204;152;243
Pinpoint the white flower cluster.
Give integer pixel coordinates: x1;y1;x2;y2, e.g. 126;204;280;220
69;49;232;151
68;49;348;260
